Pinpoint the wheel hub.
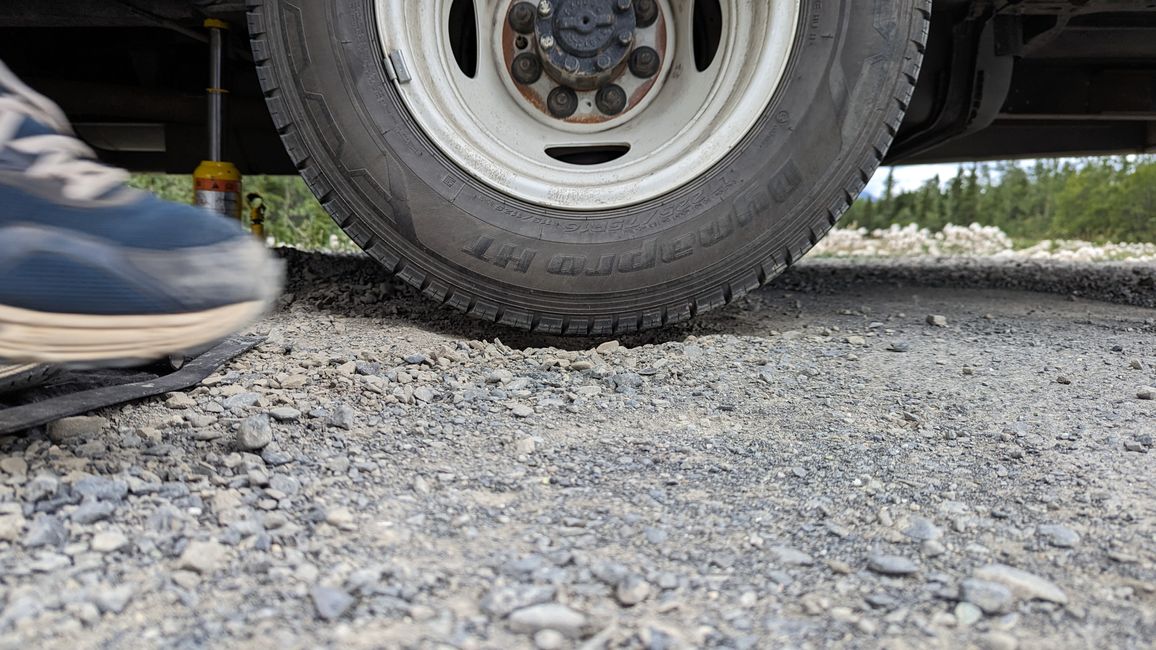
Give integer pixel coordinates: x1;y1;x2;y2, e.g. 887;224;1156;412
504;0;667;123
375;0;801;209
538;0;635;90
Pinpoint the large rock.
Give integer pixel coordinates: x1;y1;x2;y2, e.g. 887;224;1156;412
236;415;273;451
47;416;108;442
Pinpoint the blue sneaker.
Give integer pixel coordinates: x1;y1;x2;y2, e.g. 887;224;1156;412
0;61;281;364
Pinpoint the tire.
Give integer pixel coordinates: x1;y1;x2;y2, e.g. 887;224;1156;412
247;0;930;335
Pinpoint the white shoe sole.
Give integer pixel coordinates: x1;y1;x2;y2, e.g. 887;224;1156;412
0;362;59;393
0;300;266;364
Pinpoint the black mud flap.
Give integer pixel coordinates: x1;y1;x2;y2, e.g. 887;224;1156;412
0;336;263;436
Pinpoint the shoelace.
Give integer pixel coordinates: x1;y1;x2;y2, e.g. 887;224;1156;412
0;91;130;202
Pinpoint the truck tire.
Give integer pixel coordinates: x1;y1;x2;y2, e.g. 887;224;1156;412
247;0;929;335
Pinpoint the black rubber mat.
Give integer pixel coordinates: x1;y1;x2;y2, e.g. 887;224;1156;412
0;336;263;436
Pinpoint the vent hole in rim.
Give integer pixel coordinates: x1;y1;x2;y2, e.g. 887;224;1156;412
448;0;478;78
546;145;631;166
693;0;724;72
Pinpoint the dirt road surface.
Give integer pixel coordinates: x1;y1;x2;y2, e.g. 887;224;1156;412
2;253;1154;649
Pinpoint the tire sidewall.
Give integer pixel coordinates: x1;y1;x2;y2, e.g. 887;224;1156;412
264;0;912;316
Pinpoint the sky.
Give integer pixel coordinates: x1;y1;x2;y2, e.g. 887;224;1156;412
864;163;963;198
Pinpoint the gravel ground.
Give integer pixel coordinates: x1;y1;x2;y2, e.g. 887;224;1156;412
1;251;1154;650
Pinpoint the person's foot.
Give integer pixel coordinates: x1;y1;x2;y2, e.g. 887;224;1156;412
0;62;281;364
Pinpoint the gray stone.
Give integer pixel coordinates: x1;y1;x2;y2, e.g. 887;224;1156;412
268;474;301;496
93;586;135;614
596;340;621;354
73;476;128;502
955;602;983;626
329;405;356;430
24;473;60;502
534;629;566;650
508;603;588;638
961;578;1014;614
591;562;628;585
164;393;197;409
769;546;814;566
1038;524;1080;548
903;517;943;541
616;575;651;606
178;540;229;574
91;531;129;553
47;416;108;442
487;370;514;384
0;456;27;477
974;564;1068;605
310;585;355;621
1137;387;1155;400
888;341;911;353
867;554;919;576
644;527;668;545
927;314;948;327
977;632;1019;650
22;514;68;549
413;387;435;403
186;414;217;428
269;407;301;422
922;540;947;557
481;584;557;618
223;392;261;410
72;501;116;525
0;597;43;626
511;405;534;418
610;372;644;393
236;415;274;451
262;448;294;466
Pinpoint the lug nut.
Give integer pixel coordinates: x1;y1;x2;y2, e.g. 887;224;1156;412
538;0;553;18
508;2;537;34
634;0;658;27
595;84;628;116
547;86;578;118
511;53;543;85
539;34;556;50
615;0;633;12
564;56;580;73
595;54;613;71
617;30;634;46
629;46;660;78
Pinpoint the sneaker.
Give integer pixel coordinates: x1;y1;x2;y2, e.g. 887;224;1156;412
0;362;58;394
0;61;281;364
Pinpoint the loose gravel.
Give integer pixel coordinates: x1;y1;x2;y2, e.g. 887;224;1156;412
1;251;1154;649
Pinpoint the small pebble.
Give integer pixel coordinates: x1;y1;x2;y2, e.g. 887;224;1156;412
867;554;919;576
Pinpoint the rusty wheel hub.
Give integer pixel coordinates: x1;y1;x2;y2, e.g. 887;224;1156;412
503;0;668;123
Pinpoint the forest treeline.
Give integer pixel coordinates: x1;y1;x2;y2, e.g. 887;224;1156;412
845;156;1156;243
132;156;1156;250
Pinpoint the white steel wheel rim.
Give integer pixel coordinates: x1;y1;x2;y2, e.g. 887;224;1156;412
375;0;801;211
